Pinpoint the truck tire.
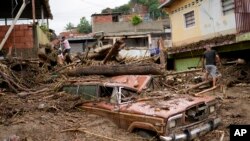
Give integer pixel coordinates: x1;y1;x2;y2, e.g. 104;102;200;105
136;129;159;141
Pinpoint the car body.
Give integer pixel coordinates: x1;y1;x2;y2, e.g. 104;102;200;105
62;75;221;140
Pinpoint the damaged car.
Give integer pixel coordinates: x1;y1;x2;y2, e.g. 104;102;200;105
62;75;221;141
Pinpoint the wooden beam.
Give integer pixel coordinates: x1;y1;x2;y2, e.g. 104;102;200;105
194;85;219;96
32;0;36;24
178;80;211;94
159;37;166;69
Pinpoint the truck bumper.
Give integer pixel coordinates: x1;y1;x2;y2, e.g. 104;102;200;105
160;118;221;141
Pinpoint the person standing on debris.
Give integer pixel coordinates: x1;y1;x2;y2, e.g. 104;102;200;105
150;39;160;57
202;46;221;88
61;36;72;64
61;36;71;56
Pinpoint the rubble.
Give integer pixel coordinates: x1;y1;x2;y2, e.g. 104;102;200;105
0;40;250;141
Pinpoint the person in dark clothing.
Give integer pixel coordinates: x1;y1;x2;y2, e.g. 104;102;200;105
202;46;221;87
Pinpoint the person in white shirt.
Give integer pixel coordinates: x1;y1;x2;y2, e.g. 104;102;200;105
61;36;71;56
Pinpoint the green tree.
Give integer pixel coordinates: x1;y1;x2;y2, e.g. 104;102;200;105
101;8;113;13
65;22;74;31
77;17;92;34
131;15;142;25
113;4;131;14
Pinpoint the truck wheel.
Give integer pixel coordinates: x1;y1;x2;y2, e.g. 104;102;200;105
136;130;158;141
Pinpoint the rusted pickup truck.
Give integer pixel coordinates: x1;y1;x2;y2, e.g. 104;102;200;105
62;75;221;140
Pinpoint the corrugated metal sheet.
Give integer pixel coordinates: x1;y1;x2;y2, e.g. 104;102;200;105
235;0;250;34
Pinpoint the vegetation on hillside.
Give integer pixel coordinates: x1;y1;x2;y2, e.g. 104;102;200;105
101;0;167;20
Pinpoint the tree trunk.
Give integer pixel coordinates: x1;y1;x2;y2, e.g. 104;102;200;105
103;40;125;64
66;64;164;76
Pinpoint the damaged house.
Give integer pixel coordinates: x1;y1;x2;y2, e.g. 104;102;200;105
66;2;171;58
0;0;53;58
159;0;250;71
91;12;171;58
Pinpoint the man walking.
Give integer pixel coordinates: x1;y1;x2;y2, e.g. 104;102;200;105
202;46;221;88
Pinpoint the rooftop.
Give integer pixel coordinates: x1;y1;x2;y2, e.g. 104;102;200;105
0;0;53;19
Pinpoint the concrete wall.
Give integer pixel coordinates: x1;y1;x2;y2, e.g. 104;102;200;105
166;0;201;46
37;26;50;45
119;49;150;58
175;57;200;71
199;0;236;37
92;20;164;33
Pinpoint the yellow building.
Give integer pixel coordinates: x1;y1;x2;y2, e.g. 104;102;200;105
160;0;236;47
159;0;250;71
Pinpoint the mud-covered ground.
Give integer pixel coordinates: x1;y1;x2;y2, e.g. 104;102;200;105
0;86;249;141
200;86;250;141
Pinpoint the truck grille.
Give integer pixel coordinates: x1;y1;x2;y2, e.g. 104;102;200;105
185;103;208;123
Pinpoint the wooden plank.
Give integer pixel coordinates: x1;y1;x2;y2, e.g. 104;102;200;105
193;85;219;96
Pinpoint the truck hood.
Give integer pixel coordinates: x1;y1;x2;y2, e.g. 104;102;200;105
119;94;216;119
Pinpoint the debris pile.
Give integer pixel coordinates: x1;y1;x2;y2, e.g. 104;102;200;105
220;60;250;87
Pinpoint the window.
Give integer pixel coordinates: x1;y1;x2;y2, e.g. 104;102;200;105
112;15;119;22
63;85;78;94
222;0;234;15
78;85;97;100
184;11;195;28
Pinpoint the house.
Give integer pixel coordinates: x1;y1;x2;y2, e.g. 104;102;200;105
91;12;169;33
0;0;53;58
91;12;171;58
159;0;250;71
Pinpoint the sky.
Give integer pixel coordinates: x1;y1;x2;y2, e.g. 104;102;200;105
49;0;130;34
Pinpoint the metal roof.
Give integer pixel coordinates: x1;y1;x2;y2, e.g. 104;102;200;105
0;0;53;19
91;12;123;17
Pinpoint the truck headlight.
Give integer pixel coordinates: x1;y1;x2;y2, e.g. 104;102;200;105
210;106;215;113
168;114;183;128
169;120;176;128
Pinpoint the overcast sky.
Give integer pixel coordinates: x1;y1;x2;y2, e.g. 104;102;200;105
49;0;130;34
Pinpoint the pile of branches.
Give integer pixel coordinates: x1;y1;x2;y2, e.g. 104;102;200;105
0;62;31;93
0;60;56;93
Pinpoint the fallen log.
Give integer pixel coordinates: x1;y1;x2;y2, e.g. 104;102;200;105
67;64;164;76
93;44;112;53
103;40;125;64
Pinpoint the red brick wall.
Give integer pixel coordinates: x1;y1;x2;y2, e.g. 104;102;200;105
92;15;113;24
122;15;132;22
0;24;34;49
